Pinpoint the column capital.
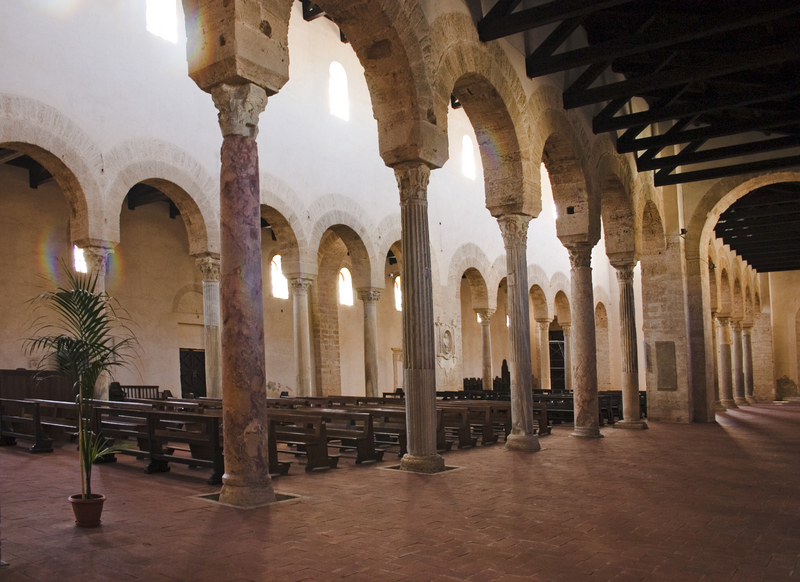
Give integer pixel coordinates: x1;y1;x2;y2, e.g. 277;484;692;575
561;323;571;337
497;214;531;248
535;318;552;328
82;246;111;277
731;320;742;332
742;323;754;334
196;256;221;282
394;163;430;204
716;315;730;325
475;308;495;324
289;277;313;294
211;83;268;138
614;263;635;282
357;288;382;303
565;242;593;268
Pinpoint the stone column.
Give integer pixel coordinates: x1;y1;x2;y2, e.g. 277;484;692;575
562;324;572;392
717;317;736;409
476;309;495;392
711;310;725;411
357;288;381;398
83;246;112;400
289;277;314;398
732;320;748;405
392;348;403;392
498;214;540;452
196;256;222;399
566;243;601;438
212;83;275;507
536;319;552;391
395;164;445;473
743;325;755;404
614;263;647;429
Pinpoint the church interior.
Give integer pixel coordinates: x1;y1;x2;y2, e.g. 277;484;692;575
2;1;800;580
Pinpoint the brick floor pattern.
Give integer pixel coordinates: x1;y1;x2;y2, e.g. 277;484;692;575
2;403;800;582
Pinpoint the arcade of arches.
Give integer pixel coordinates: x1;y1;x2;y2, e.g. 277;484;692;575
2;0;800;520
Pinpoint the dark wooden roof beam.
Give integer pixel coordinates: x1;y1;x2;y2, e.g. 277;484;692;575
655;153;800;186
0;148;23;165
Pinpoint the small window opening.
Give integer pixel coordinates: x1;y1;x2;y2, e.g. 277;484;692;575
566;206;575;215
73;246;87;274
271;255;289;299
462;135;476;180
339;268;354;306
146;0;178;44
394;277;402;312
506;315;510;328
329;62;349;121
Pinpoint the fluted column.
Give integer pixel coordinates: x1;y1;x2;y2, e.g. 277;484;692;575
289;277;314;398
395;163;445;473
717;317;736;409
712;310;725;411
562;324;572;392
83;246;112;400
743;325;755;403
476;309;495;392
566;243;601;438
212;83;275;507
196;256;222;399
357;288;382;398
732;320;747;405
536;319;552;391
614;263;647;429
498;214;540;452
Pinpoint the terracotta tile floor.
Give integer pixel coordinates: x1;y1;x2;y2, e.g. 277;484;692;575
2;403;800;582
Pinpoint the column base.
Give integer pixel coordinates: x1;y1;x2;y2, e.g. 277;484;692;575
746;396;757;404
734;397;749;406
505;433;541;452
219;483;277;508
614;420;648;430
399;453;446;474
714;400;727;411
571;426;603;438
720;399;737;409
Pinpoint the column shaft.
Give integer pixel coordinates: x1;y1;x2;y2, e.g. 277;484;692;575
83;246;112;400
732;321;747;405
477;310;494;392
197;257;222;399
498;215;540;452
717;317;736;409
290;278;314;398
396;164;444;473
536;320;552;392
213;83;275;507
743;326;755;403
614;264;646;429
567;243;601;438
358;289;381;398
563;325;572;392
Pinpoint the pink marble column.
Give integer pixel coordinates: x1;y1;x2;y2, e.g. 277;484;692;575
211;83;276;507
83;246;112;400
566;243;601;438
498;214;540;452
476;309;494;392
743;325;755;403
196;256;222;399
289;277;314;398
395;163;445;473
614;263;647;429
357;288;381;398
732;320;748;406
717;317;736;409
536;319;552;391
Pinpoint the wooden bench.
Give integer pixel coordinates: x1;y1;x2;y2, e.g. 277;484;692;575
120;385;160;399
268;409;340;472
0;398;53;452
316;409;384;464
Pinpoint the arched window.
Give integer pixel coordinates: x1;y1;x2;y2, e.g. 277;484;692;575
462;135;476;180
271;255;289;299
329;62;349;121
73;246;87;274
146;0;178;43
339;268;354;306
394;277;402;311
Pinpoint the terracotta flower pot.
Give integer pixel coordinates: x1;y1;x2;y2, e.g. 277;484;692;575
68;494;106;527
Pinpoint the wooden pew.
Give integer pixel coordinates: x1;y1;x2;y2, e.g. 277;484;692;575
120;385;160;399
316;409;384;464
268;409;340;472
0;398;54;452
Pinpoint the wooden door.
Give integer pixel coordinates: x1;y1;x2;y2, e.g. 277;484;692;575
179;349;206;398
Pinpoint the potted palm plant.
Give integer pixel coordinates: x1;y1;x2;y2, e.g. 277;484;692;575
26;264;137;527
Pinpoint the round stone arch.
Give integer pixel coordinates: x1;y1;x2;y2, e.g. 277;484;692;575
0;94;102;245
550;271;571;325
313;0;446;168
103;140;217;256
718;265;732;318
261;172;312;276
447;243;493;312
595;145;638;265
708;241;720;314
431;13;537;217
732;276;744;322
594;300;611;391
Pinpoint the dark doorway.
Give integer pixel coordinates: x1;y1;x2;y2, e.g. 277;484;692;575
179;348;206;398
549;330;566;392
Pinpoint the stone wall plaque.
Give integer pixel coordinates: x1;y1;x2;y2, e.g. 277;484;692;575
656;341;678;391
